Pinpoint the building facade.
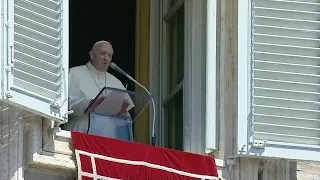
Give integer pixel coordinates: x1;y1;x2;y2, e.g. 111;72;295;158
0;0;319;179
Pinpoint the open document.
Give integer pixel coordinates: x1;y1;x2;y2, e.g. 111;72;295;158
94;90;125;115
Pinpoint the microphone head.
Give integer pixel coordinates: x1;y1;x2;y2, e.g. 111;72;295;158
110;62;116;69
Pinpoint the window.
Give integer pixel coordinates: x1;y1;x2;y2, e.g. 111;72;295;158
238;0;320;161
161;0;185;151
1;0;69;122
153;0;215;153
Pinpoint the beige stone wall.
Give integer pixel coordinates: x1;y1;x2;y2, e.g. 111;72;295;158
297;162;320;180
0;102;29;180
0;101;76;180
24;169;75;180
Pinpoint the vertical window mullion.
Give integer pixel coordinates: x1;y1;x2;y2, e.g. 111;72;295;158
161;0;185;150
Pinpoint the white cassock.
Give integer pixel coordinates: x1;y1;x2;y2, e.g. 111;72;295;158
63;61;134;132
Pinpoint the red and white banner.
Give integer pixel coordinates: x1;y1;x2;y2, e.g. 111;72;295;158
71;131;219;180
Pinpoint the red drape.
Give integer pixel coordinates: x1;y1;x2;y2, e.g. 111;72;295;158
71;131;219;180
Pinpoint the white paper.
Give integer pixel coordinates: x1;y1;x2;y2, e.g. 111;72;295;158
94;90;125;115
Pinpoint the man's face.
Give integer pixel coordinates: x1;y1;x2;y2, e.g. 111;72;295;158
90;43;114;71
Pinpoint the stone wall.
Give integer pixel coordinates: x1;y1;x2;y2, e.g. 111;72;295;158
297;162;320;180
0;101;76;180
0;102;29;180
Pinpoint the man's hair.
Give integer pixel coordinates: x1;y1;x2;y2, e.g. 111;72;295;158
91;40;111;51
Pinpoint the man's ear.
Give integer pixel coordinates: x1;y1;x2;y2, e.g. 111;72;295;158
89;50;94;60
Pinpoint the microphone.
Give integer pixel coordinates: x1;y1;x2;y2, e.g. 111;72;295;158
110;62;156;146
110;62;128;78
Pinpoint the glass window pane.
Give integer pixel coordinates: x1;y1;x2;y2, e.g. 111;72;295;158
164;89;183;150
166;5;184;93
170;0;178;7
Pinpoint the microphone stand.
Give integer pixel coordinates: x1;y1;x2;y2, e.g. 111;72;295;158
110;63;156;146
126;75;156;146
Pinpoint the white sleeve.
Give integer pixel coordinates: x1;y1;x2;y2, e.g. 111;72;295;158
68;70;91;116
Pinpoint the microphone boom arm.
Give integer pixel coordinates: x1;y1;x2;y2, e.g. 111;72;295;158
110;62;156;146
126;75;156;146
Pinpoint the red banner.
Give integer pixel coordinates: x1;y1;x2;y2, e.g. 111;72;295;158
72;131;219;180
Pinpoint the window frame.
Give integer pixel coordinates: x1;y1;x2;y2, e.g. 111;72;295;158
160;0;185;150
237;0;320;161
150;0;214;153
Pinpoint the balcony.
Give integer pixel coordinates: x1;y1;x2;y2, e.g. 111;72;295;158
26;117;77;179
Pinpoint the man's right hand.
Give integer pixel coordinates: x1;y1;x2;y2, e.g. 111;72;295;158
89;96;105;111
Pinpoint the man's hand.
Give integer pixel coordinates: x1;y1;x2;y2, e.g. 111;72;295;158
118;99;130;115
88;96;105;112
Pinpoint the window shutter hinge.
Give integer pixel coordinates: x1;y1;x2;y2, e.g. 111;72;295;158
5;46;14;99
252;140;266;149
51;98;67;108
5;67;12;99
5;66;12;98
5;67;11;72
5;93;13;98
63;110;73;121
5;21;10;28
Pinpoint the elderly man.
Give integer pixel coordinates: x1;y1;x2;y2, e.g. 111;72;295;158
63;40;134;132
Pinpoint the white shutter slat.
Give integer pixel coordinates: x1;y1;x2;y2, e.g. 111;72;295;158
255;43;320;57
255;105;320;119
14;5;60;25
15;33;60;52
15;60;60;80
277;0;320;3
14;68;60;91
14;24;60;45
23;0;61;11
255;25;320;39
255;69;320;83
255;120;320;145
255;52;320;66
255;114;320;128
14;50;60;72
15;41;60;60
252;0;320;146
255;34;320;47
255;16;320;29
15;0;61;17
255;0;320;11
254;60;320;70
13;0;62;94
255;87;320;102
2;0;69;122
255;132;320;146
14;78;59;98
14;14;60;35
255;7;320;20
